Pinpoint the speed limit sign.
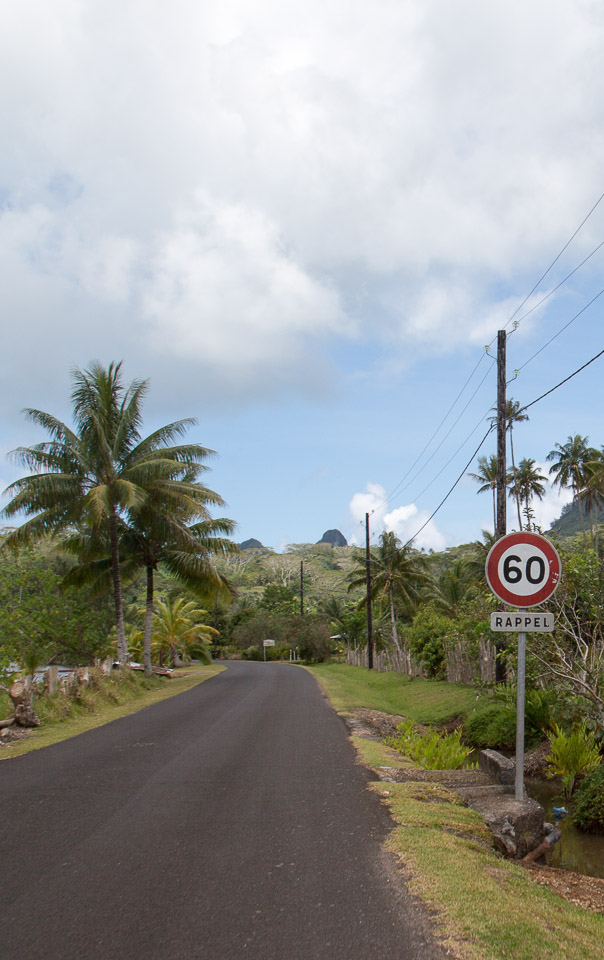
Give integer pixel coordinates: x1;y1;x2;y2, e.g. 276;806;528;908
486;532;561;607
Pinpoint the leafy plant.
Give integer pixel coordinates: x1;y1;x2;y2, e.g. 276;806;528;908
465;685;552;750
386;718;474;770
403;604;452;678
464;701;517;750
545;721;602;798
572;765;604;833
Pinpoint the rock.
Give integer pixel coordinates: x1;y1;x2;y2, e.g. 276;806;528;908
317;529;348;547
239;538;264;550
479;749;515;785
480;795;545;858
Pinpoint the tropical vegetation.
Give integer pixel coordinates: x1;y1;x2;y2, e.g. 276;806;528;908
0;361;236;727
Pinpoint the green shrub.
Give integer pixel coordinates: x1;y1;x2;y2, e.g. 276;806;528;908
465;686;552;751
464;702;517;750
573;765;604;833
404;606;451;678
546;722;602;799
386;719;474;770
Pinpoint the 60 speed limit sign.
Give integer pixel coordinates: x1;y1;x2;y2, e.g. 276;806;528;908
485;532;561;607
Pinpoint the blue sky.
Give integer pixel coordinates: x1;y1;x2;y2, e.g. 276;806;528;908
2;0;604;551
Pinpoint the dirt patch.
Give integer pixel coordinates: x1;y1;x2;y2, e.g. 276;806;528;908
523;862;604;915
523;740;551;778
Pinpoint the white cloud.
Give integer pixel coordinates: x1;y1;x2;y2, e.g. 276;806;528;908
348;482;447;552
2;0;604;413
141;193;348;369
532;462;574;531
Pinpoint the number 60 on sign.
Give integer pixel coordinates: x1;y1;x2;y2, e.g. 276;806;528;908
485;532;561;608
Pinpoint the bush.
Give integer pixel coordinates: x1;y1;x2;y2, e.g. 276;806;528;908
386;719;474;770
573;765;604;833
404;606;451;678
464;702;517;750
465;686;552;751
546;722;602;798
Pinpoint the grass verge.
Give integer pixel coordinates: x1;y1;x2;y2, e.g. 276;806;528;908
307;663;481;724
321;672;604;959
0;663;224;760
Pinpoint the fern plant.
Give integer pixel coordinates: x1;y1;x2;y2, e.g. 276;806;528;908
545;721;602;799
386;719;474;770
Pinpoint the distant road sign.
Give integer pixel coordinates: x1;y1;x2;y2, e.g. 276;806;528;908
491;611;555;632
263;639;276;647
486;532;561;607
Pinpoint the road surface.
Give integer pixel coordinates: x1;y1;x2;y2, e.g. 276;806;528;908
0;662;445;960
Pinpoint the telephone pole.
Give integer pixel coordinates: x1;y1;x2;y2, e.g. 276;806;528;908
496;329;507;540
365;512;374;670
300;560;304;616
496;329;507;683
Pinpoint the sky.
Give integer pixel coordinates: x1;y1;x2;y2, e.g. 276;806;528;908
2;0;604;552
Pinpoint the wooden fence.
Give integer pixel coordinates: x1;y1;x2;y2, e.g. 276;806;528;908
346;636;497;684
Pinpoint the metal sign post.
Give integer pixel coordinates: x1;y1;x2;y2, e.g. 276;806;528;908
263;639;275;662
486;532;561;802
515;631;527;803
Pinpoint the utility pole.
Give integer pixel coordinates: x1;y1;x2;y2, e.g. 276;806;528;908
365;512;374;670
300;560;304;616
496;329;507;540
496;329;507;683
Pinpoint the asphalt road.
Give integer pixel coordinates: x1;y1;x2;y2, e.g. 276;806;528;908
0;662;446;960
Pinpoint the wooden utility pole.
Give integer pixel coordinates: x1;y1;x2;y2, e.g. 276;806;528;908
496;329;507;539
496;330;507;683
365;512;374;670
300;560;304;616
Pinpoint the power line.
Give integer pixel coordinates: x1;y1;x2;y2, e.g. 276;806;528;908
395;361;495;501
379;192;604;516
341;363;495;544
380;352;492;504
400;424;495;550
515;287;604;373
508;238;604;332
400;345;604;549
519;346;604;415
503;189;604;333
411;402;495;503
343;192;604;547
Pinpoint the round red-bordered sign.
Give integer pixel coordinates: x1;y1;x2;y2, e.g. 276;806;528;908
485;532;561;607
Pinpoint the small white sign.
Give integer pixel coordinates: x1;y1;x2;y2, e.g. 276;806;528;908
263;639;276;647
491;612;555;633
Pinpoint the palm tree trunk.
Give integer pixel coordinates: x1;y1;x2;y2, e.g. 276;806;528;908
574;474;588;545
388;585;402;656
509;426;523;531
143;565;154;678
109;510;128;664
492;488;496;533
169;643;185;668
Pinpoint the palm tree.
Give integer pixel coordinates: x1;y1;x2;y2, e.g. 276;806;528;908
468;455;498;531
547;435;595;542
508;458;547;531
146;596;217;667
123;506;237;677
2;361;215;663
490;399;529;531
348;531;432;655
435;559;475;615
581;449;604;550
